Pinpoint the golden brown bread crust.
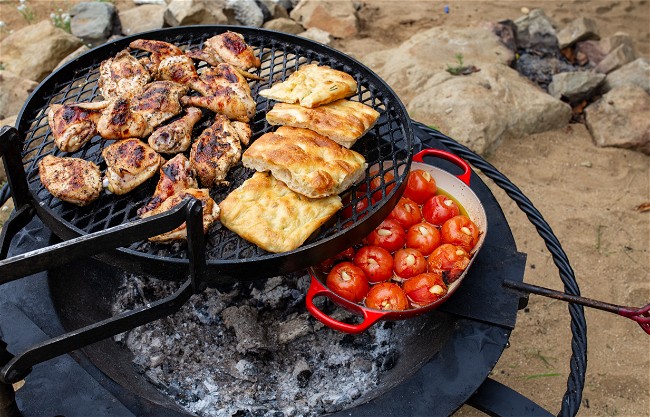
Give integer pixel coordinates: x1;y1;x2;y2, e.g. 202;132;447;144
258;64;357;108
242;126;367;198
219;172;342;253
265;99;380;148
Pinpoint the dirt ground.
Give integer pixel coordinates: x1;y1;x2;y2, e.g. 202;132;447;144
0;1;648;416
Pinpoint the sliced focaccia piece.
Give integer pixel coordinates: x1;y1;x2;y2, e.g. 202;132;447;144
219;172;342;253
266;99;380;148
139;188;220;243
38;155;102;206
258;64;357;108
242;126;367;198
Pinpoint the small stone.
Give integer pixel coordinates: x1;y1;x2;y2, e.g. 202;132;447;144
297;27;333;45
602;58;650;94
556;17;600;49
521;6;530;14
70;2;118;46
595;43;636;74
263;17;304;35
580;161;592;167
548;71;606;104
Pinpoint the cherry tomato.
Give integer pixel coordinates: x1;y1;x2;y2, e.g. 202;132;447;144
353;246;394;283
422;195;461;226
406;222;442;256
393;248;427;280
403;272;448;306
341;191;370;220
387;197;422;229
441;215;480;252
427;244;471;283
368;171;396;203
365;282;409;311
325;262;369;303
403;169;437;204
364;219;406;253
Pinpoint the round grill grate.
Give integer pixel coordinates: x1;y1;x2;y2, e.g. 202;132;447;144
16;26;413;274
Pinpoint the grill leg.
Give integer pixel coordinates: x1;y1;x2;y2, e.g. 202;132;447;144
0;341;21;417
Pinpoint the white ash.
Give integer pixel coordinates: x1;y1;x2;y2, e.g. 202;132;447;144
112;272;397;417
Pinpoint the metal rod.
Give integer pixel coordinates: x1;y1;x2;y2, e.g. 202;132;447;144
503;279;624;315
0;126;31;210
0;279;194;385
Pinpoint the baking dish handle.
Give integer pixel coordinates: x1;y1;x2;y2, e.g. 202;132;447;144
413;148;472;186
306;275;387;334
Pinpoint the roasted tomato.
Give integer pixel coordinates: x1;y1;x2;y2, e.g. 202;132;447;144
403;169;437;204
406;222;441;256
402;272;448;306
393;248;427;280
368;171;396;203
364;219;406;253
341;191;370;220
353;246;394;283
427;244;471;283
441;215;480;252
325;262;369;303
387;197;422;229
422;195;460;226
365;282;409;311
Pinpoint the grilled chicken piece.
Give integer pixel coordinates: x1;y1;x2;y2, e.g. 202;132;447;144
38;155;102;206
199;63;252;96
148;107;203;154
47;101;109;152
140;188;220;243
190;114;247;187
137;154;198;217
180;86;255;123
231;120;252;146
102;139;163;195
97;81;188;140
186;31;261;78
98;49;151;99
129;39;184;78
157;54;212;95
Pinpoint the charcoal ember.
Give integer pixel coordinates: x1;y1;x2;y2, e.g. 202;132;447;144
377;348;398;371
292;358;312;388
223;305;277;354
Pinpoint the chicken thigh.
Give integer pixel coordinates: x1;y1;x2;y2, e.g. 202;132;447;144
180;85;255;123
190;114;247;187
137;154;198;217
98;49;151;100
186;31;261;74
102;138;163;195
47;101;109;152
129;39;184;78
38;155;102;206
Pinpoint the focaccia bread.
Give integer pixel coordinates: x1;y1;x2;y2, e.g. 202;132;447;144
242;126;367;198
219;172;342;253
258;64;357;108
266;99;380;148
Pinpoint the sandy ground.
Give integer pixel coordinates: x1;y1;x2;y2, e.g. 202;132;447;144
0;1;648;416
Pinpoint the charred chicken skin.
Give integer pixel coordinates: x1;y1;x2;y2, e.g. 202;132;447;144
47;101;109;152
98;49;151;100
186;31;261;78
139;188;220;243
38;155;102;206
101;138;163;195
97;81;188;140
128;39;184;78
190;114;251;187
148;106;203;154
137;154;198;217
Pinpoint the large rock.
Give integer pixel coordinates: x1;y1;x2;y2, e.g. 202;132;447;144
548;71;606;104
120;5;166;36
0;20;83;82
407;64;571;154
363;26;514;103
70;2;118;46
0;71;38;119
263;17;304;34
225;0;265;27
556;17;600;49
602;58;650;94
164;0;230;26
595;43;636;74
585;85;650;154
290;0;358;38
514;9;559;52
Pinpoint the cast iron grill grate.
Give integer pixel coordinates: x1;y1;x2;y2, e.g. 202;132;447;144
15;26;412;270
